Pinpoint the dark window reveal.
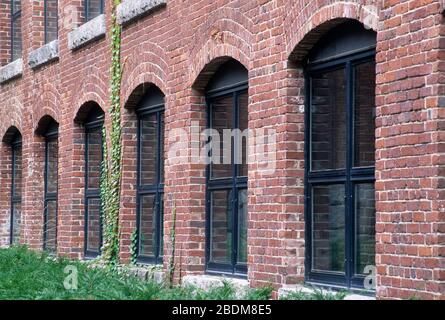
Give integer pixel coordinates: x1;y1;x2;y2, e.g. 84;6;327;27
205;60;249;276
10;133;22;245
305;21;376;289
43;123;59;253
84;108;104;258
136;87;165;264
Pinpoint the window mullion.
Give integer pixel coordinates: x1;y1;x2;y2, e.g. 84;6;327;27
232;92;239;271
345;61;354;287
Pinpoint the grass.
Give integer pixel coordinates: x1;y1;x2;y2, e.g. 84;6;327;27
0;246;347;300
0;246;272;300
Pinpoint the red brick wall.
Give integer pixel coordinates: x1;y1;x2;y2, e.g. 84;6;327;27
0;0;443;300
0;0;11;65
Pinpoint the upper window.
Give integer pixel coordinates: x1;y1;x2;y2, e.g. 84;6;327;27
44;0;58;43
134;86;165;264
11;0;22;61
83;107;104;258
42;121;59;253
304;21;377;289
205;60;249;276
85;0;104;22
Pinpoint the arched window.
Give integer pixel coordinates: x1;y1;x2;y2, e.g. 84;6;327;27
3;128;22;245
304;20;376;288
136;86;165;264
83;107;104;258
41;120;59;253
205;59;249;276
10;132;22;245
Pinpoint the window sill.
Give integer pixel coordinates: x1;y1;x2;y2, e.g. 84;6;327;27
0;59;23;85
117;0;166;25
182;275;249;298
28;40;59;70
68;14;106;51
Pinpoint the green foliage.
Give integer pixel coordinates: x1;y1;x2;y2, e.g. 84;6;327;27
0;247;274;300
245;285;274;300
100;0;123;267
167;202;177;288
130;230;138;266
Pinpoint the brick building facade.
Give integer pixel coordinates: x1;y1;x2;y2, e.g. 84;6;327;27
0;0;444;300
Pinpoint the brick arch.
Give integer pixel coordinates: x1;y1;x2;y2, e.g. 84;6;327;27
122;82;165;111
73;100;106;124
35;114;59;136
284;1;379;62
0;96;23;141
190;50;250;92
1;126;22;145
188;6;255;61
187;6;254;90
32;102;60;136
71;65;108;121
121;41;169;107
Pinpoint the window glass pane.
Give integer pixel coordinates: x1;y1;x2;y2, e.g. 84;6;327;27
12;15;22;61
238;92;248;178
44;0;58;43
86;0;103;21
86;197;101;253
354;61;376;167
140;114;158;186
210;190;232;264
13;147;22;198
311;69;346;171
46;139;58;194
87;129;102;189
211;96;234;179
312;184;345;273
12;202;21;244
12;0;21;14
139;194;157;257
355;183;376;275
44;200;57;253
237;189;248;264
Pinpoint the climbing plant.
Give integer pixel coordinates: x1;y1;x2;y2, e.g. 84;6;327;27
130;229;138;266
167;202;177;288
100;0;123;268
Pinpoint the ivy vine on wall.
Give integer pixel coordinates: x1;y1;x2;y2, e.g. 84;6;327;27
100;0;123;268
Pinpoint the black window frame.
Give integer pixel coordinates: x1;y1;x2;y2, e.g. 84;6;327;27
205;80;249;278
84;0;104;22
10;134;22;245
43;0;58;44
11;0;22;61
304;48;376;290
43;125;59;253
136;101;165;265
84;116;104;258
